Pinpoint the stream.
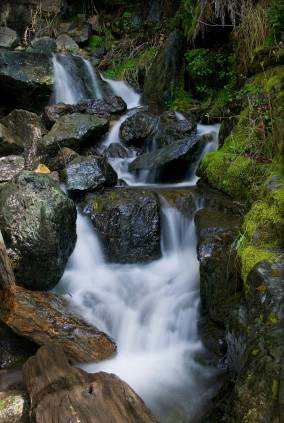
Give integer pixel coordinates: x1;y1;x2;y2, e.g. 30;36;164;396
54;54;220;422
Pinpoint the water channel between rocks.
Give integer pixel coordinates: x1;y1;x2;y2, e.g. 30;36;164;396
54;54;221;423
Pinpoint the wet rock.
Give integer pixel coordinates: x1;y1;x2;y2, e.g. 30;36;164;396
4;287;116;363
195;208;242;325
160;188;196;217
56;34;80;54
0;322;36;369
0;389;30;423
48;147;79;171
23;345;157;423
225;261;284;422
43;103;76;128
63;156;117;193
129;134;208;182
0;171;77;290
42;113;109;156
78;96;127;115
0;27;18;48
144;30;185;112
28;36;57;54
1;109;43;168
0;51;53;110
104;143;134;159
85;189;161;263
0;156;24;183
120;112;158;145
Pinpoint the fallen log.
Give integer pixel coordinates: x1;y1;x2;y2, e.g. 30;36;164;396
23;344;158;423
4;287;116;364
0;230;16;320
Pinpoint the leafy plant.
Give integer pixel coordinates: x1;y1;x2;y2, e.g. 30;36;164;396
267;0;284;43
88;35;104;50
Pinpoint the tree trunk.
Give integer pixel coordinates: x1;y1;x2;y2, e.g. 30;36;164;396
0;230;16;319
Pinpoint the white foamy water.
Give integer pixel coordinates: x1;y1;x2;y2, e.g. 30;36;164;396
57;200;217;422
83;58;103;100
101;74;141;109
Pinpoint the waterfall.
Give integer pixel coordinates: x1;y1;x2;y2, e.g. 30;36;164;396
56;198;217;422
100;74;141;109
52;55;86;104
83;58;103;100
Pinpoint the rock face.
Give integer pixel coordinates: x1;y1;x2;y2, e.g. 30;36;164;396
0;389;30;423
63;156;117;193
0;156;25;183
4;287;116;364
0;171;77;290
0;51;53;110
153;111;196;147
23;345;157;423
28;36;57;54
120;112;158;145
42;113;109;156
195;208;242;325
1;109;43;168
225;261;284;422
144;30;185;112
0;26;18;48
56;34;80;54
85;189;161;263
129;134;208;182
0;321;36;369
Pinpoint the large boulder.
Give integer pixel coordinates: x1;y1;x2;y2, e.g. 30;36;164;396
63;156;117;193
143;30;185;112
27;36;57;54
0;171;77;290
225;261;284;422
120;111;158;146
152;111;197;147
42;113;109;156
1;109;43;168
0;26;18;48
23;345;157;423
0;51;53;110
56;34;80;54
0;156;25;183
195;208;242;325
129;133;208;182
85;189;161;263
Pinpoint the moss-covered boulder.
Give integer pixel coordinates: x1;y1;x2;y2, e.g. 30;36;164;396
84;189;161;263
63;156;117;193
0;51;53;111
41;113;109;157
0;171;77;290
226;260;284;422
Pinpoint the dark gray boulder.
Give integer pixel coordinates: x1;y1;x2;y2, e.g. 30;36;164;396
120;112;158;146
1;109;43;168
129;133;208;182
77;96;127;115
153;111;197;147
143;30;185;112
85;189;161;263
56;34;80;54
0;50;53;110
195;208;242;325
0;171;77;290
63;156;117;193
27;36;57;54
104;143;134;159
0;27;18;48
41;113;109;156
0;155;25;183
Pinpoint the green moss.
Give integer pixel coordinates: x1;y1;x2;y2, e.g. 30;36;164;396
267;312;278;325
238;245;277;282
166;88;196;111
88;35;104;51
0;400;6;410
243;408;257;423
272;379;279;400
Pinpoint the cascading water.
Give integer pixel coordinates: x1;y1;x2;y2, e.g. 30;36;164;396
53;60;220;421
82;58;103;100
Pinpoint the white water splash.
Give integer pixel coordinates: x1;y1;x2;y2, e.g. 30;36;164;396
52;55;85;104
83;58;103;100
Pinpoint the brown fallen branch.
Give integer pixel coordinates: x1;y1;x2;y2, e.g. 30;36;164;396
4;287;116;364
0;230;16;320
23;344;158;423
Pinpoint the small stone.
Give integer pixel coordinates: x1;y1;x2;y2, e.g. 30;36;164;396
0;27;18;48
